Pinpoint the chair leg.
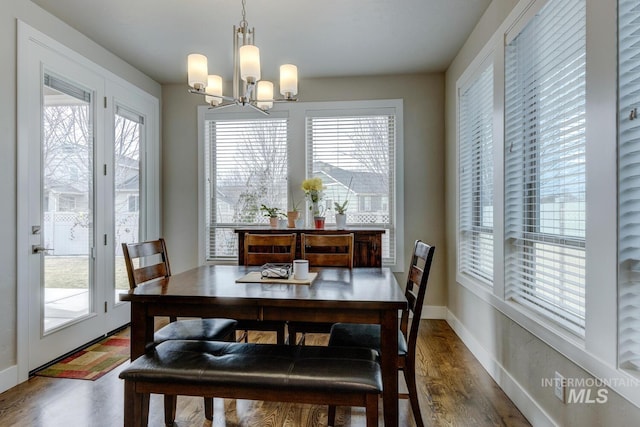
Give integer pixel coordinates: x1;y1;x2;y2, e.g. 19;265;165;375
163;394;177;426
237;330;248;343
204;397;213;420
124;381;147;427
404;368;424;427
365;394;379;427
297;333;306;346
277;325;286;345
141;392;150;427
328;405;336;426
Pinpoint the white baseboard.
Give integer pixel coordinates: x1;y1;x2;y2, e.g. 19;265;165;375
421;305;447;319
0;364;18;395
446;310;556;427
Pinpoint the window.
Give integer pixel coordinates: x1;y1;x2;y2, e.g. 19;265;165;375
458;63;494;285
619;0;640;372
200;100;403;267
128;195;139;213
204;117;288;260
504;0;586;336
58;194;76;212
307;113;398;265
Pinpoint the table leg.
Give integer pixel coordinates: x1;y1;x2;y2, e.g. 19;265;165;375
129;301;153;359
380;309;399;427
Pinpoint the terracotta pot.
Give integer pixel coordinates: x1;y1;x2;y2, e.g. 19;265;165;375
269;217;278;227
287;211;300;228
314;216;325;229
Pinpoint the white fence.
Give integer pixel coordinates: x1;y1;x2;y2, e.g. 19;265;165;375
43;212;139;256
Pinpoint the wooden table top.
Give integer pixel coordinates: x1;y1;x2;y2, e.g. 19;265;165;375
120;265;406;310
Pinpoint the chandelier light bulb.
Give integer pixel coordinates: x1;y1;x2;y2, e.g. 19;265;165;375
187;54;208;90
279;64;298;97
239;45;261;83
256;80;274;110
205;75;223;106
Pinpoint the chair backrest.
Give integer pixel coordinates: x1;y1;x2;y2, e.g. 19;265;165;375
401;240;435;358
121;238;172;289
244;233;297;266
301;233;354;268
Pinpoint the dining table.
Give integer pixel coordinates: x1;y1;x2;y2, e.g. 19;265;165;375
120;265;407;427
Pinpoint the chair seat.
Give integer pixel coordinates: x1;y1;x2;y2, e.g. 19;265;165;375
328;323;408;357
288;321;333;334
154;318;237;344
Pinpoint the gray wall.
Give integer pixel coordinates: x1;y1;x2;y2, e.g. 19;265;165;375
0;0;160;373
445;0;640;425
161;73;447;306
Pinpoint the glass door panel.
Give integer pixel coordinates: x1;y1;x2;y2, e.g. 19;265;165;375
113;105;143;301
42;74;94;333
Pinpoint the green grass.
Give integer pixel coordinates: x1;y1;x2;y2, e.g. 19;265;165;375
45;256;129;290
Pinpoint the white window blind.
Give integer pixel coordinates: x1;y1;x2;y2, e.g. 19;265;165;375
459;63;494;285
619;0;640;371
204;118;288;260
504;0;586;336
307;114;396;264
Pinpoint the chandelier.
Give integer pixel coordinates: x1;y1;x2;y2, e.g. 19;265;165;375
186;0;298;113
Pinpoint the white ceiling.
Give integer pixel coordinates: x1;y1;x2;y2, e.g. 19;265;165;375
31;0;491;84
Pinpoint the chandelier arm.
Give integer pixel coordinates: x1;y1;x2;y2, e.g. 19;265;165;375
187;88;236;102
246;102;270;115
208;101;240;111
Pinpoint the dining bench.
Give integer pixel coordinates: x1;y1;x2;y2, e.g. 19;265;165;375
119;340;382;427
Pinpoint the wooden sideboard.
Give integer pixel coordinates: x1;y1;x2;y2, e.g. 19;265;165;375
234;227;385;267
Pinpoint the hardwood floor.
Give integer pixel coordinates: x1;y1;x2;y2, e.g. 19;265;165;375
0;320;530;426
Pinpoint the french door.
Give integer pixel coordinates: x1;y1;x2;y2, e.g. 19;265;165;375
18;23;159;372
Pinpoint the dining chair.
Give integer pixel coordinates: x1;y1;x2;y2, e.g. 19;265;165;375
287;233;354;345
300;233;354;268
239;233;297;345
327;240;435;427
244;233;297;266
122;238;237;423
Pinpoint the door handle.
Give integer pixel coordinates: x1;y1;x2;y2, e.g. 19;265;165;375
32;245;53;254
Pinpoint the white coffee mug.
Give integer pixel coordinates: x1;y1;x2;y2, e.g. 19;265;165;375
293;259;309;280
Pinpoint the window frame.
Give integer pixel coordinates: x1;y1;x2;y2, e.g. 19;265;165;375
198;99;404;271
454;0;631;408
305;110;399;266
200;110;290;261
503;0;587;337
457;58;495;287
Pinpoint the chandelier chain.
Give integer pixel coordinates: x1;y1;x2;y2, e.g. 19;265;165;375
240;0;248;28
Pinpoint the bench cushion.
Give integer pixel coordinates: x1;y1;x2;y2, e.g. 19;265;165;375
120;340;381;394
153;318;237;343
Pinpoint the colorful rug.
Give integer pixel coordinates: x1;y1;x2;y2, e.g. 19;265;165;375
35;330;130;380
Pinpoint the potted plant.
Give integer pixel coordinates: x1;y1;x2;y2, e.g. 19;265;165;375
334;200;348;230
302;177;326;229
333;177;352;230
260;204;283;228
313;204;326;229
287;191;301;228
